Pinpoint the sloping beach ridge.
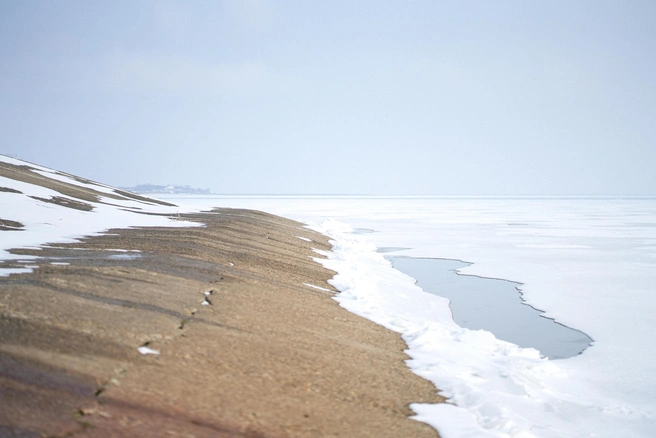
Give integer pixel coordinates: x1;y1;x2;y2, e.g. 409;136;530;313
0;155;443;437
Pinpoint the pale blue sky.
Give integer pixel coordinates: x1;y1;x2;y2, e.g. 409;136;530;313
2;1;655;194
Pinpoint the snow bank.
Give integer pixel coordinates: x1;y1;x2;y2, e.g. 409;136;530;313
310;217;652;437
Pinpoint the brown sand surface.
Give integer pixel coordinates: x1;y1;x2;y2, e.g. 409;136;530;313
0;209;444;437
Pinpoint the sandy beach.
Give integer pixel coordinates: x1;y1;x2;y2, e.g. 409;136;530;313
0;207;443;437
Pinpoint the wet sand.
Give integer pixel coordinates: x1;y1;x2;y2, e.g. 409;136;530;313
0;208;443;437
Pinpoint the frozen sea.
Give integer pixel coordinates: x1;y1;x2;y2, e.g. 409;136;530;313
163;195;656;438
2;168;654;438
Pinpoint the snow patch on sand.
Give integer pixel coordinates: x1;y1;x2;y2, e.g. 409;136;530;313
137;346;160;355
303;283;331;292
0;155;203;275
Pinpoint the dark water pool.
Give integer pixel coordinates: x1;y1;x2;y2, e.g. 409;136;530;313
389;256;593;359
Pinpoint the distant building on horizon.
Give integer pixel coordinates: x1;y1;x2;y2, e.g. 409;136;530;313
119;183;211;195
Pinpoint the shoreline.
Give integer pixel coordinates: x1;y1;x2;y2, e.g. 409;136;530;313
387;256;593;359
0;208;443;437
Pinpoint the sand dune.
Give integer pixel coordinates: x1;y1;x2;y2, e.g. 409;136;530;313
0;156;441;437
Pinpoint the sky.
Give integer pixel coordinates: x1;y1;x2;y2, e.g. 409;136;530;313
1;1;655;195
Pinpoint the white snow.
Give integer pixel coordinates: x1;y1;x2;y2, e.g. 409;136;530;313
30;168;124;197
296;236;312;242
163;195;656;438
0;155;203;276
303;282;332;292
137;346;160;355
